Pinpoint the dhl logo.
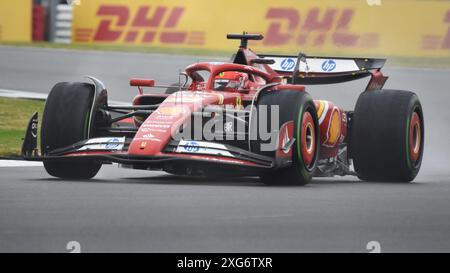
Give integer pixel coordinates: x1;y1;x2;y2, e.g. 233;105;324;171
262;7;378;48
74;5;205;45
262;7;450;51
421;10;450;50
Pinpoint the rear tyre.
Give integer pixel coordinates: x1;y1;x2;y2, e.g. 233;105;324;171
351;90;424;182
253;91;320;185
41;82;102;179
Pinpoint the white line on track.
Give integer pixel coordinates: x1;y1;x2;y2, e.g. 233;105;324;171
0;88;47;100
0;160;43;167
0;88;127;105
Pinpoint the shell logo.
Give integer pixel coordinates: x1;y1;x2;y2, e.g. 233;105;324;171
315;100;342;147
327;109;341;146
157;106;186;115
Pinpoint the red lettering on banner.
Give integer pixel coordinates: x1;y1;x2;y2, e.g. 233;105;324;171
143;31;156;43
165;7;184;28
264;7;378;49
304;8;336;30
132;6;166;27
333;9;358;47
160;7;187;44
125;30;138;42
87;5;202;45
94;5;129;41
442;10;450;49
421;9;450;50
298;8;336;46
160;32;186;43
265;8;299;45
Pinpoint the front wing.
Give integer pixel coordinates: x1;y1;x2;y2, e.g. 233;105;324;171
23;133;278;177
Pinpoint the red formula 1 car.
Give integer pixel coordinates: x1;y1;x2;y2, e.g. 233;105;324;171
22;33;424;185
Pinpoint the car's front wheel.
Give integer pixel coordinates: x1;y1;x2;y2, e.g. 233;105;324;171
41;82;102;179
252;90;320;185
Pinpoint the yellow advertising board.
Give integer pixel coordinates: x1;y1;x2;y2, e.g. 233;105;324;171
72;0;450;57
0;0;32;42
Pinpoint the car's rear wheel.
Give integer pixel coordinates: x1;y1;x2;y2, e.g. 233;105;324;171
41;82;102;179
252;91;320;185
351;90;424;182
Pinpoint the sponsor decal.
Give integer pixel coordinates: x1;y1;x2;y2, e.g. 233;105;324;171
323;107;342;147
140;141;147;149
277;121;294;157
235;96;243;109
175;140;235;157
183;141;200;153
165;92;204;103
280;58;296;71
317;100;329;125
30;117;38;138
263;6;379;49
143;133;155;138
72;1;450;57
73;3;205;45
281;126;291;154
140;133;162;142
78;137;125;151
224;121;233;133
156;106;186;115
321;59;337;72
212;93;224;105
144;128;168;133
105;138;120;149
142;123;171;129
270;57;358;73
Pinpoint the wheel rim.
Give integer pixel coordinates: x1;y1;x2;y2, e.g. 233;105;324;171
409;111;422;165
301;111;315;167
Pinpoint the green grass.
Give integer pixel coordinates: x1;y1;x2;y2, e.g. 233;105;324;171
0;98;45;157
2;41;449;69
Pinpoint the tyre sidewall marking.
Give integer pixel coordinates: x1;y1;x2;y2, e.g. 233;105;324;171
296;100;317;178
301;111;315;166
406;100;423;170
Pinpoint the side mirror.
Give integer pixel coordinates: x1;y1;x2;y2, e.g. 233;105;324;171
130;78;155;87
178;72;189;88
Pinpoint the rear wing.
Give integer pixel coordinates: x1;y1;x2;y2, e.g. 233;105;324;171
260;54;386;85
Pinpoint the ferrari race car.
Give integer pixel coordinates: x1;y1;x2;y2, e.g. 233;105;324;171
22;33;424;185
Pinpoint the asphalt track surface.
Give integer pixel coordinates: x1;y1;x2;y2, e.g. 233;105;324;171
1;46;450;252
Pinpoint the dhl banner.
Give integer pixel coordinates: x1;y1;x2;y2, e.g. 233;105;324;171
72;0;450;57
0;0;31;42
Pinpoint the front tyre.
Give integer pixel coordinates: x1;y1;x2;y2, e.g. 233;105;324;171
41;82;102;179
351;90;424;182
253;91;320;185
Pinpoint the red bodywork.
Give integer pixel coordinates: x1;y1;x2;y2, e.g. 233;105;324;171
50;35;386;177
125;48;349;163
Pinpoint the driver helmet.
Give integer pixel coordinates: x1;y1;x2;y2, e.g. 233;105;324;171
214;71;249;91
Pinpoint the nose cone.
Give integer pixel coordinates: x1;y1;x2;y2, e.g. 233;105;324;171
127;91;227;156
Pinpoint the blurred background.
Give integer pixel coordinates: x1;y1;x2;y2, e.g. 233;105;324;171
0;0;449;64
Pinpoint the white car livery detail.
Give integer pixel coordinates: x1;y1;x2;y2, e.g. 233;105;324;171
266;56;360;73
176;140;235;157
77;137;126;151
